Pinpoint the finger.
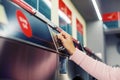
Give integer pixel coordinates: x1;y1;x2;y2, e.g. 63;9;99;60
61;31;70;39
57;33;65;42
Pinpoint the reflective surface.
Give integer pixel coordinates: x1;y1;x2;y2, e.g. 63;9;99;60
0;38;58;80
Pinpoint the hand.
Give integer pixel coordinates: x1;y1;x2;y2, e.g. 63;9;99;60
57;31;76;55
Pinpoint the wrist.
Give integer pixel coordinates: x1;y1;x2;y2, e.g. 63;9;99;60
69;47;76;55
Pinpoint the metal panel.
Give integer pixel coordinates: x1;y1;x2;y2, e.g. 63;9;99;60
0;38;58;80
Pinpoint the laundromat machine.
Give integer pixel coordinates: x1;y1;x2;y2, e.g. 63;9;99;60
0;0;101;80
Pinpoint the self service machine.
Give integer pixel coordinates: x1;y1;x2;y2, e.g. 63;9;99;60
0;0;98;80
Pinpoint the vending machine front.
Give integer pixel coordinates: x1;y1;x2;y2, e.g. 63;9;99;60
0;0;59;80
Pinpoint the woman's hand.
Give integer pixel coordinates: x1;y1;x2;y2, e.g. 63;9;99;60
57;31;76;55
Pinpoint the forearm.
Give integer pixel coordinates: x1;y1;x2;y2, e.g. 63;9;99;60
69;48;120;80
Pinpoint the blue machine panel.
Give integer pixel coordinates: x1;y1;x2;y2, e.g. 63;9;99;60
0;0;56;52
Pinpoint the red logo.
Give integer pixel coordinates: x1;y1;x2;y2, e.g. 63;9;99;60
16;10;32;37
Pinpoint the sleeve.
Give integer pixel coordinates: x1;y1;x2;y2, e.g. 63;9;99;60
69;48;120;80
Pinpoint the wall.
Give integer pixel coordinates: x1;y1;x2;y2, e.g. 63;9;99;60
105;34;120;66
63;0;87;46
51;0;87;46
86;21;105;61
